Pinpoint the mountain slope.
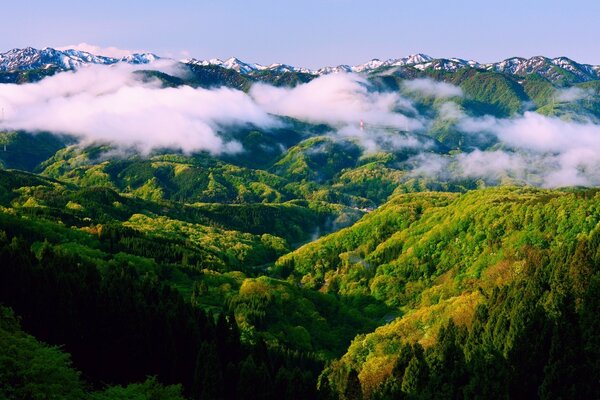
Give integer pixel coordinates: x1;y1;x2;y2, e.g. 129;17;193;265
279;187;600;397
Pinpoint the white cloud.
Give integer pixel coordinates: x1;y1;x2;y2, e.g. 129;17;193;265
408;152;450;178
408;150;544;185
0;63;277;154
336;125;428;154
479;112;600;154
250;73;424;131
554;87;592;103
445;111;600;187
438;101;464;120
456;150;529;180
403;78;463;99
56;43;146;58
0;68;429;156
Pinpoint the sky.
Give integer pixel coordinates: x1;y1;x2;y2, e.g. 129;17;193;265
1;0;599;68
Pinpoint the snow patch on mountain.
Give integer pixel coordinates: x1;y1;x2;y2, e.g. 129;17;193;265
1;47;599;83
0;47;161;72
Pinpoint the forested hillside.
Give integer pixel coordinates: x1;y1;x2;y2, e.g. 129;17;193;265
287;188;600;398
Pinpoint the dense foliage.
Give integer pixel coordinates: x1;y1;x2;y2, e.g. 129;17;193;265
0;229;321;399
297;188;600;398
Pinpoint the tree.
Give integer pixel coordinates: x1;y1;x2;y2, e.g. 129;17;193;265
91;377;186;400
343;369;362;400
237;355;272;400
401;344;429;397
193;342;223;400
539;296;590;400
0;306;86;400
463;348;508;400
426;320;468;400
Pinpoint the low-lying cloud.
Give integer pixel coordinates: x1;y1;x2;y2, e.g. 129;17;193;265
336;125;430;154
250;73;423;130
495;113;600;186
0;63;277;154
554;87;593;103
402;78;463;99
0;67;427;155
413;111;600;187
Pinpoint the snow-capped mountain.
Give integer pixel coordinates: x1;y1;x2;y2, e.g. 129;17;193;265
1;47;599;83
118;53;160;65
183;57;314;75
483;56;599;82
183;57;259;74
182;53;436;75
0;47;160;72
350;59;385;73
259;63;314;74
412;58;478;72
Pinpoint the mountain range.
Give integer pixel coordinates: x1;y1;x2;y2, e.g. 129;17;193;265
0;47;160;72
2;47;600;83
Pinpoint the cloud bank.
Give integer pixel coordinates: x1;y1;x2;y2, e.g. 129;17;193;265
0;67;429;155
554;87;592;103
0;63;277;154
411;110;600;187
250;73;423;130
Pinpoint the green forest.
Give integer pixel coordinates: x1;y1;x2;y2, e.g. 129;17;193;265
0;56;599;399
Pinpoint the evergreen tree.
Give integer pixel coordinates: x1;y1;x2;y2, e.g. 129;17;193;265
343;369;362;400
426;320;468;400
401;344;429;398
463;348;508;400
238;355;273;400
539;296;590;400
193;342;223;400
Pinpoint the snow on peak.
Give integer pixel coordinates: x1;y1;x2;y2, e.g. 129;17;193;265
2;47;599;83
183;57;260;74
352;59;385;73
405;53;433;64
482;55;598;82
0;47;160;72
119;53;160;64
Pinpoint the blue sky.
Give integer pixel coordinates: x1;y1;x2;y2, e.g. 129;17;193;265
3;0;599;68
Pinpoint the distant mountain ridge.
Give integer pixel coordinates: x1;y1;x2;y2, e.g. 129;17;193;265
1;47;600;84
0;47;160;72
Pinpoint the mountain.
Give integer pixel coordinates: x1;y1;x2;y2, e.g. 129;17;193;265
349;53;435;73
1;164;597;398
279;187;600;398
180;52;600;83
183;57;314;74
183;57;260;74
485;55;600;84
0;47;160;72
3;47;599;85
182;53;436;75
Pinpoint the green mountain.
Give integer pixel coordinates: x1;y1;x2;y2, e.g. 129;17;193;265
281;187;599;397
0;131;71;171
